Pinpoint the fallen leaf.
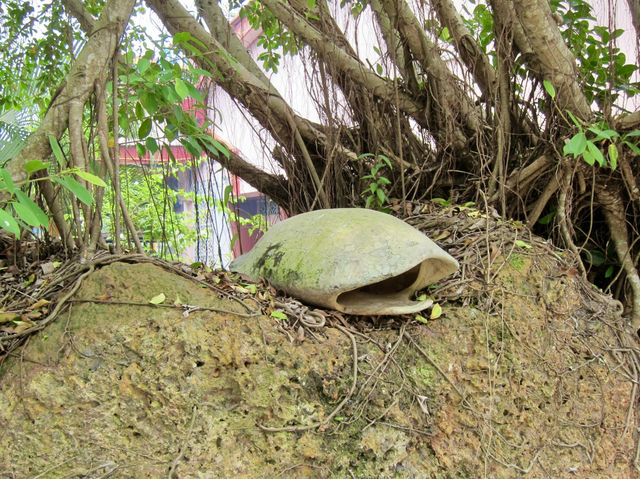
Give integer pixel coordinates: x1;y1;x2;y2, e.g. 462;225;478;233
28;299;50;311
0;312;21;323
270;310;287;320
149;293;166;305
515;239;532;249
433;230;451;241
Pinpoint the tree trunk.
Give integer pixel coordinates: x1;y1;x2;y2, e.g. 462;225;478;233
4;0;136;190
512;0;592;120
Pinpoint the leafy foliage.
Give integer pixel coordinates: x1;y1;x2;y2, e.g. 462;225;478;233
103;165;197;259
0;136;103;239
551;0;638;106
360;154;392;211
229;0;299;72
0;1;77;112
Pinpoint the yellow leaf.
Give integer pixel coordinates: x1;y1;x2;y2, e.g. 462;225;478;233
149;293;166;305
430;303;442;319
0;312;21;323
28;299;50;311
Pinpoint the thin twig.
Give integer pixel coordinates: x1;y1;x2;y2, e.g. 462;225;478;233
68;298;260;318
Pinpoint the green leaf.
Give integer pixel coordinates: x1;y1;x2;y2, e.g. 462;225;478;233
139;92;158;115
181;137;203;157
173;31;193;44
174;78;189;100
135;101;145;120
211;139;229;159
608;143;618;170
270;310;288;320
149;293;166;305
14;190;48;227
138;118;152;139
605;265;615;278
186;81;204;103
13;201;40;227
538;210;555;225
146;137;159;154
586;141;605;166
75;170;107;187
200;136;219;156
136;143;147;158
415;314;428;324
587;127;618;140
0;208;20;237
515;239;532;249
230;232;239;252
24;160;50;174
430;303;442;319
563;132;587;157
566;111;582;128
365;196;374;209
585;249;606;265
543;80;556;99
0;168;16;195
581;149;595;165
49;135;65;166
624;140;640;156
53;177;93;206
137;57;151;74
190;68;212;78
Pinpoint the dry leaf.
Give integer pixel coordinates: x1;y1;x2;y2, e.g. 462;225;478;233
28;299;50;311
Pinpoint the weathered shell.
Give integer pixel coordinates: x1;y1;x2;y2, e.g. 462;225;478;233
230;208;459;315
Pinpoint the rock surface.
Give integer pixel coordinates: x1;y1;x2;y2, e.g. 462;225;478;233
0;248;636;477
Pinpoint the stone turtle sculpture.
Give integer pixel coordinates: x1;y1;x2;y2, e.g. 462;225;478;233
230;208;459;315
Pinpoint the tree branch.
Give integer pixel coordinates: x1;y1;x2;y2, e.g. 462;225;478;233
3;0;136;197
625;0;640;48
147;0;355;208
194;0;275;92
512;0;592;120
379;0;481;141
431;0;497;98
259;0;429;127
596;183;640;332
61;0;96;34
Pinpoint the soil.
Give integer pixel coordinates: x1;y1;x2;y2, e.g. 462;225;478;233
0;204;638;478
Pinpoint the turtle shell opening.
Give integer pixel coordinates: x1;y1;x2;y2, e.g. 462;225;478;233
336;263;429;314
